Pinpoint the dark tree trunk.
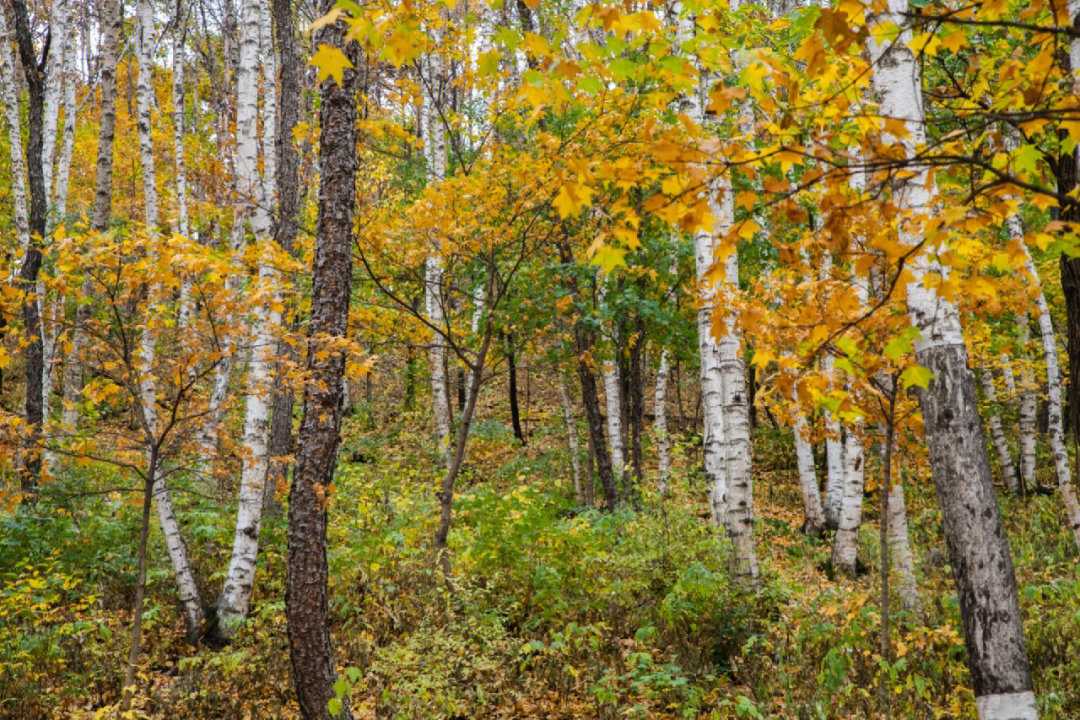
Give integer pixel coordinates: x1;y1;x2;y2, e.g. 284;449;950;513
1059;102;1080;450
506;333;525;445
555;240;617;508
915;344;1035;710
120;456;157;714
11;0;48;496
265;0;304;517
456;367;466;414
748;364;758;430
285;7;357;719
433;324;493;570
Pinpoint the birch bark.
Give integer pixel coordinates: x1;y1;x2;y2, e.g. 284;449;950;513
792;388;825;534
655;347;672;493
0;11;29;263
717;204;758;583
1012;222;1080;548
559;372;583;503
423;68;452;464
63;0;122;432
215;0;279;640
868;2;1037;714
136;0;205;642
598;283;625;481
1016;319;1038;490
980;369;1019;492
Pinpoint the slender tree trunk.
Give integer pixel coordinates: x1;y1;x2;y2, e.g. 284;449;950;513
62;0;122;433
822;390;844;528
120;456;158;714
716;206;758;583
598;284;625;481
41;0;69;211
628;311;646;492
1016;320;1038;491
792;386;825;534
10;0;48;495
832;422;865;576
655;348;672;493
286;8;356;717
423;70;452;464
556;239;617;508
869;5;1037;715
134;0;206;642
265;0;303;514
507;334;525;444
1010;207;1080;547
694;212;727;529
885;472;920;615
980;369;1020;492
0;10;29;258
43;33;75;448
174;1;194;326
433;324;493;567
215;0;279;641
558;371;583;503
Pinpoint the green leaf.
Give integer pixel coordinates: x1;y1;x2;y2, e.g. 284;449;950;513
900;364;933;391
882;335;912;362
328;697;343;717
333;678;348;698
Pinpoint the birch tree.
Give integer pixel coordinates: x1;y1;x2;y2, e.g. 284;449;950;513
423;57;452;465
980;369;1019;492
867;3;1037;715
63;0;123;433
135;0;206;642
215;0;280;641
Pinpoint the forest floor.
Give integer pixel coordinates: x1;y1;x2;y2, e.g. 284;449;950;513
2;389;1079;719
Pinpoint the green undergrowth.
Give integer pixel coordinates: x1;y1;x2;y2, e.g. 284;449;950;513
2;412;1080;718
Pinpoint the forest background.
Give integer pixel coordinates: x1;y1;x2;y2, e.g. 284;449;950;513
2;0;1080;718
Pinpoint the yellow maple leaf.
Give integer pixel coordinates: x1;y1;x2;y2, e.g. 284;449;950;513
310;44;353;86
553;181;593;218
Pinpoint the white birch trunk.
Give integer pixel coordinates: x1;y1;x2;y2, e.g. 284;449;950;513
695;195;728;529
822;371;845;528
868;1;1038;713
136;0;205;641
886;477;921;614
465;283;485;410
41;28;77;467
716;192;758;583
41;0;69;210
597;283;624;480
62;0;122;433
602;354;624;479
1011;216;1080;548
981;369;1019;492
1000;356;1016;396
174;5;194;327
423;72;451;464
558;372;583;503
655;348;672;493
831;421;864;575
792;390;825;533
1016;318;1038;490
216;0;279;637
0;11;29;259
